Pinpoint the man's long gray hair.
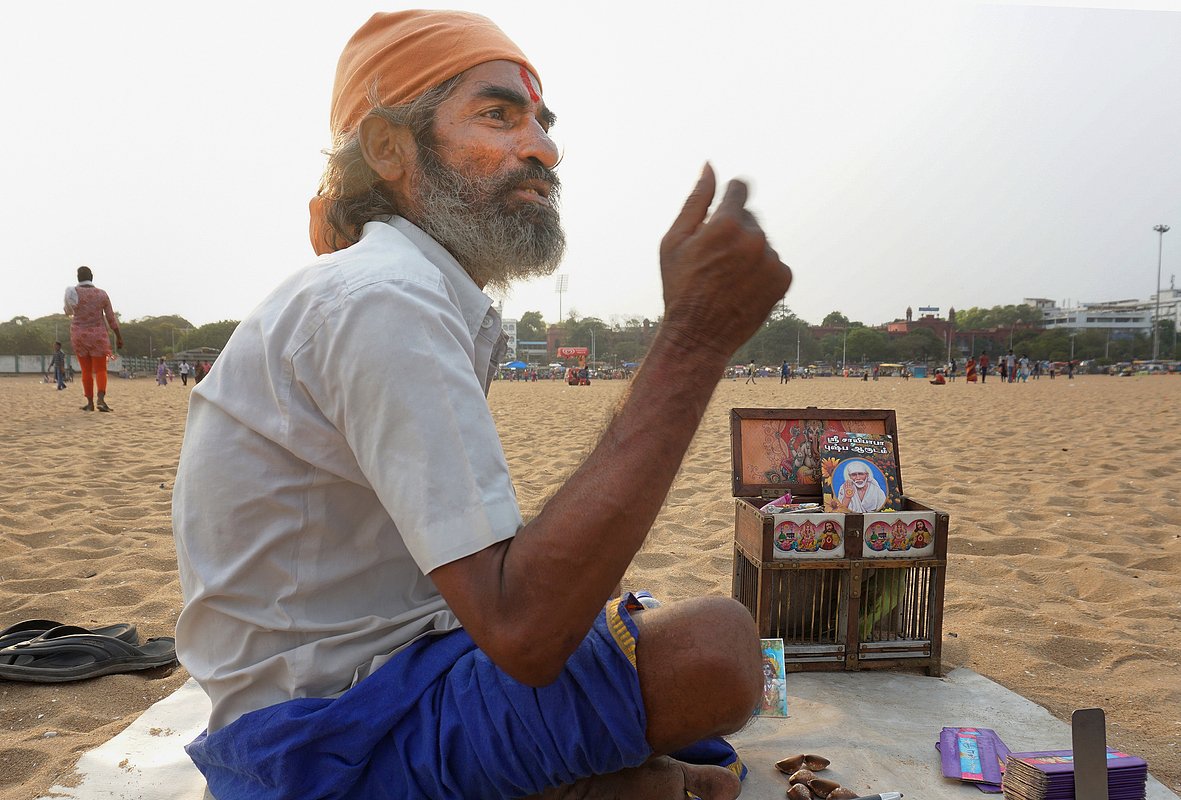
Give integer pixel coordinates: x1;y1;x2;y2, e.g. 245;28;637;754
316;77;462;249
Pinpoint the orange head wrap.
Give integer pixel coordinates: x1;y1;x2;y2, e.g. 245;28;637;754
309;10;541;256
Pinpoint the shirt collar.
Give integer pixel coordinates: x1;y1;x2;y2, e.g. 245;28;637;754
378;216;496;339
77;280;94;287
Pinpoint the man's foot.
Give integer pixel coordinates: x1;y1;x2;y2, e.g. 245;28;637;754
530;757;740;800
97;401;111;412
80;401;94;411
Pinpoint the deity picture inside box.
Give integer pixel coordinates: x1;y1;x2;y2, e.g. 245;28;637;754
819;430;902;513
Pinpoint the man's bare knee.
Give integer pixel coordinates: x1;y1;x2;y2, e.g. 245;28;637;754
691;597;763;730
633;596;762;751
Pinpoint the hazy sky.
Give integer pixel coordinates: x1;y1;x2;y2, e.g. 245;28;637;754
3;1;1179;330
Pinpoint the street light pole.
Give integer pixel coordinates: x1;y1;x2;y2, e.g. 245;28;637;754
555;274;569;323
841;326;847;371
1152;224;1170;361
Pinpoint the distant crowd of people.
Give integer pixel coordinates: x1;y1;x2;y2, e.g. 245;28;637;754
494;366;633;382
151;358;213;386
733;351;1082;387
957;350;1075;383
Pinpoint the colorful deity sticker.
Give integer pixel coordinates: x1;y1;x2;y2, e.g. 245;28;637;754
818;519;841;551
774;521;798;554
910;518;933;549
865;521;890;552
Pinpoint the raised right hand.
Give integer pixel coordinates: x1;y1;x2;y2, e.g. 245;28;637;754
658;164;792;358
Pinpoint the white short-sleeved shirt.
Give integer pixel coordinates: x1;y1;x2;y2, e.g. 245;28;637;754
173;217;522;732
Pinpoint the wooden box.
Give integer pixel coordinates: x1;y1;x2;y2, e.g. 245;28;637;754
730;407;949;674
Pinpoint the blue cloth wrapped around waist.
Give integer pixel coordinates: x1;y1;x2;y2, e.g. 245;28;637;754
188;602;652;799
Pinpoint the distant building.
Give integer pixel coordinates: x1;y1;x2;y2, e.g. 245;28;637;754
1146;282;1181;336
884;306;1024;357
1037;299;1151;336
885;306;954;341
502;318;518;359
1026;279;1179;353
1024;297;1056;312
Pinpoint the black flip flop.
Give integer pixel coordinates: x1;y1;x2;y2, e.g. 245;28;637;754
0;619;138;650
0;626;175;682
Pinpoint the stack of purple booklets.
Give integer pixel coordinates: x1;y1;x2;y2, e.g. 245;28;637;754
938;727;1010;793
1001;748;1148;800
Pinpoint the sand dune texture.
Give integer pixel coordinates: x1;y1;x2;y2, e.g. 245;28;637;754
1;373;1178;798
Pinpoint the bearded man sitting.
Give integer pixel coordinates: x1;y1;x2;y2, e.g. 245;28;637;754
173;10;792;799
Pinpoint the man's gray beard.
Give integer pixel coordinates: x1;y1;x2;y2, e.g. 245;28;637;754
410;148;566;291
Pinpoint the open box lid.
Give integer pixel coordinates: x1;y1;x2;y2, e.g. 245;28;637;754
730;407;902;499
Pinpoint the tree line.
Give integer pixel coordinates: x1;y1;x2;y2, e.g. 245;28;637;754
733;305;1176;366
3;304;1174;365
0;314;238;358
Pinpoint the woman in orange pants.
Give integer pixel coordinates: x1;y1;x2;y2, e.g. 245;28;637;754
64;266;123;412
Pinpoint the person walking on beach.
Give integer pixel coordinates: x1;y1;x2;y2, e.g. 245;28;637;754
173;11;788;800
50;342;67;390
1005;349;1016;383
179;360;191;386
746;359;758;384
156;358;170;386
979;352;989;383
780;360;789;384
63;266;122;412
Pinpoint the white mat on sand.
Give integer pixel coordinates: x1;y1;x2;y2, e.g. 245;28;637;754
39;668;1178;799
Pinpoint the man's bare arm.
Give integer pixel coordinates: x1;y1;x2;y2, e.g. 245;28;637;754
430;165;791;685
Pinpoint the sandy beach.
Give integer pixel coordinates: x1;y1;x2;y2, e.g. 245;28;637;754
1;372;1178;798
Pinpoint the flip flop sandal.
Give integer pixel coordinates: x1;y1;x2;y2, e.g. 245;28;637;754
96;402;112;412
0;619;138;650
0;626;175;683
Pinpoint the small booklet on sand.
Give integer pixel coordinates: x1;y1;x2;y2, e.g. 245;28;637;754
754;639;788;718
819;431;902;513
936;727;1008;791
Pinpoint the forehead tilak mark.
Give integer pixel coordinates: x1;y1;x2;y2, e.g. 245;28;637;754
519;66;540;103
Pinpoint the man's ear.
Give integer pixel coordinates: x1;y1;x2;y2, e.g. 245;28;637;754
359;115;416;184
